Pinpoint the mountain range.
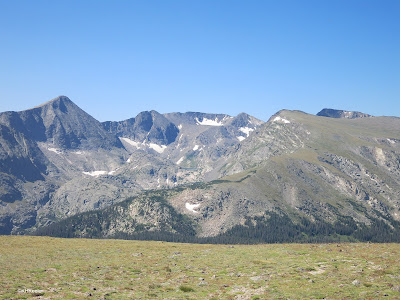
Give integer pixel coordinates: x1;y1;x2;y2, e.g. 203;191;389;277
1;96;399;243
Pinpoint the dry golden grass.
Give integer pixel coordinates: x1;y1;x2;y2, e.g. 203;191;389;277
0;236;400;299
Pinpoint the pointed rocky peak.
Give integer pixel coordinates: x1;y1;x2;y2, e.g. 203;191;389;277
102;110;179;146
228;112;264;128
48;96;71;113
134;110;174;133
27;96;79;116
134;111;155;132
142;110;179;145
34;95;72;107
2;96;123;150
317;108;372;119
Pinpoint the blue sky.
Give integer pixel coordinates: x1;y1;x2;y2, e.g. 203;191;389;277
0;0;399;121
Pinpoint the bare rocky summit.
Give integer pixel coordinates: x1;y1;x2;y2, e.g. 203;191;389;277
317;108;372;119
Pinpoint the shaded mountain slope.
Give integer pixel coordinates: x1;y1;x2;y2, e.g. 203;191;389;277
0;96;128;233
0;123;49;182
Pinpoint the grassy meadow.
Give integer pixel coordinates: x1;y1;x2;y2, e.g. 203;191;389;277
0;236;400;299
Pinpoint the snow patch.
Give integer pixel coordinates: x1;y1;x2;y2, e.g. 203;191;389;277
193;145;199;151
344;111;352;118
120;137;141;149
185;202;200;213
83;170;108;177
239;127;254;137
178;124;183;130
108;168;119;175
196;117;223;126
48;148;62;154
237;136;246;142
149;143;167;153
273;116;291;124
176;157;184;165
127;157;132;163
387;138;396;144
74;151;83;155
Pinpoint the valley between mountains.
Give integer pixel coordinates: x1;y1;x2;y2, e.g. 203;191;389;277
1;96;399;243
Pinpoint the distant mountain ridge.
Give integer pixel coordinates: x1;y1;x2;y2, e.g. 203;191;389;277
2;96;399;244
317;108;372;119
36;109;400;243
0;96;263;233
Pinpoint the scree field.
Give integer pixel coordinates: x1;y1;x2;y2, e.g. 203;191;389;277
0;236;399;299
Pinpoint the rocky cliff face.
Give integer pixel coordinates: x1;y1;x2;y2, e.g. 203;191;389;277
0;123;49;182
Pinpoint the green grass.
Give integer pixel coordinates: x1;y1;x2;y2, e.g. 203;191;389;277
1;236;400;299
179;285;195;292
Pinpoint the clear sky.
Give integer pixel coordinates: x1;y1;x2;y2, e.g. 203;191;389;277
0;0;399;121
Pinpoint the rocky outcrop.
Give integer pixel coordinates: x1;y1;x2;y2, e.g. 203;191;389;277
317;108;372;119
